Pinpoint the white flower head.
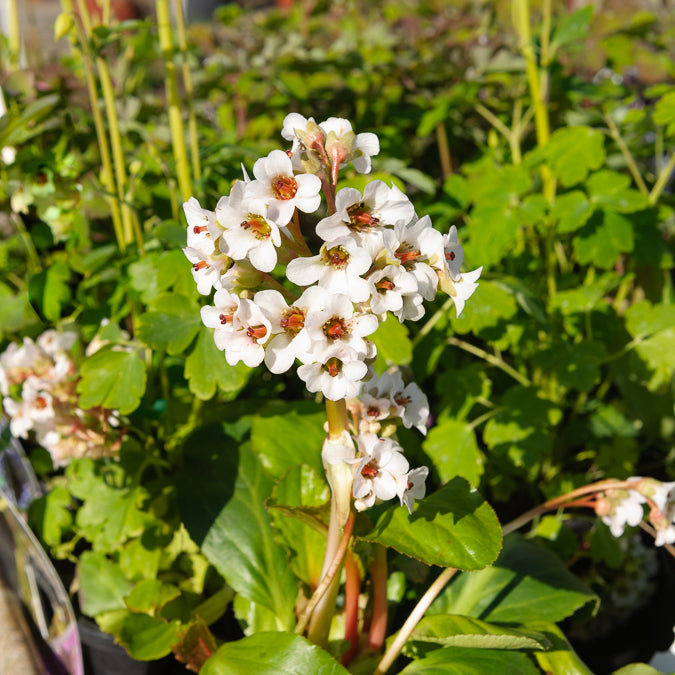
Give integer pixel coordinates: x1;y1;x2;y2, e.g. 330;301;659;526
184;197;218;252
183;245;231;295
442;225;465;282
246;149;321;225
200;288;241;351
442;266;483;318
598;487;646;538
217;298;272;368
320;117;380;174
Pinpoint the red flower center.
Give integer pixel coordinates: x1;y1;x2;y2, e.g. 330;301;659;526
272;175;298;200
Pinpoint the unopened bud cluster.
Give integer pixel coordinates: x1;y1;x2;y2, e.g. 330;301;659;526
0;330;121;467
182;114;482;401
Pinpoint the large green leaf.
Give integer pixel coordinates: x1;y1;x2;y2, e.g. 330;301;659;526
28;259;72;322
541;126;605;187
250;403;326;478
201;632;349;675
76;346;147;414
422;419;484;486
268;464;329;588
176;427;298;630
371;313;413;370
108;612;182;661
429;535;598;623
530;622;595;675
398;644;540;674
358;477;502;571
404;614;550;657
572;210;634;269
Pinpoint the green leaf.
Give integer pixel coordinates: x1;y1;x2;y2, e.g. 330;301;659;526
572;210;634;269
542;126;605;187
184;326;252;400
423;419;484;485
176;428;298;630
0;282;39;337
624;300;675;338
27;486;72;548
371;314;413;369
405;614;550;656
78;550;133;616
530;622;595;675
450;280;518;336
463;204;519;268
28;259;72;322
114;612;182;661
268;465;329;588
532;340;606;392
587;171;649;213
398;645;540;674
653;90;675;126
250;403;326;479
76;346;147;414
124;579;181;613
135;292;202;355
551;191;595;234
358;477;502;571
201;632;349;675
430;535;598;623
550;5;594;52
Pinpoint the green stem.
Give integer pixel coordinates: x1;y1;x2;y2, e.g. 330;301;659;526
448;336;531;387
11;213;41;273
172;0;201;183
604;113;649;196
649;151;675;206
513;0;555;203
157;0;192;202
325;398;349;439
6;0;21;70
435;122;452;179
67;0;125;251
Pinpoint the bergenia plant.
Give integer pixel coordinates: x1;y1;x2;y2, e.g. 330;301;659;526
181;115;675;673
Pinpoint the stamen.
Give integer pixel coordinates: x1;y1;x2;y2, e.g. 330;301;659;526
240;214;272;240
280;308;305;334
246;325;267;340
446;251;456;261
193;225;208;234
361;464;379;478
395;247;421;266
192;260;208;270
272;175;298;200
219;313;234;325
323;317;348;340
325;246;350;268
375;279;395;292
325;357;341;377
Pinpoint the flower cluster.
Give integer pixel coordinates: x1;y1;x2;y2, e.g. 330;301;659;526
323;367;430;513
182;114;482;401
596;477;675;547
0;330;121;467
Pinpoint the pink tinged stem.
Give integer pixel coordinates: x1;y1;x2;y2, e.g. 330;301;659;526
342;550;361;665
320;173;337;216
286;209;314;256
367;544;388;652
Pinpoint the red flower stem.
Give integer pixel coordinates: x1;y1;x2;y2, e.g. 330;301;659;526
341;549;361;665
297;510;355;637
286;209;314;256
502;478;642;536
367;544;388;652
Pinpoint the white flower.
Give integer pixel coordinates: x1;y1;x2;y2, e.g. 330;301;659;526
321;429;356;467
304;292;379;360
215;181;282;273
319;117;380;174
352;434;409;512
599;487;646;538
254;286;326;374
246;149;321;225
367;264;418;316
286;237;372;302
442;226;465;282
401;466;429;514
184;197;219;252
213;297;271;368
444;267;483;318
297;344;368;401
315;181;414;244
183;245;231;295
200;288;241;351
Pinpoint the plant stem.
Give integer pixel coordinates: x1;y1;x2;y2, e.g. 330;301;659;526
298;510;355;638
435;122;452;179
448;336;531;387
342;550;361;665
649;151;675;205
604;113;649;196
367;544;388;652
172;0;201;183
412;296;453;347
157;0;192;202
325;398;349;439
372;567;458;675
513;0;555;203
6;0;21;70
